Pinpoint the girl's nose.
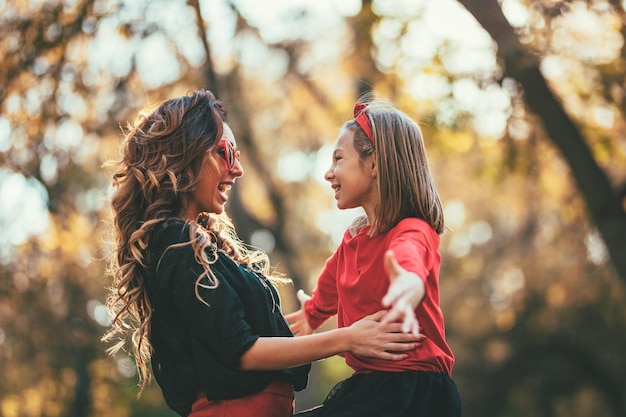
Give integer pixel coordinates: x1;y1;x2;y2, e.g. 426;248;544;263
324;166;334;182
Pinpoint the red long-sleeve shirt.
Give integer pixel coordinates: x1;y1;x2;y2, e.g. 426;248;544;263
304;217;454;375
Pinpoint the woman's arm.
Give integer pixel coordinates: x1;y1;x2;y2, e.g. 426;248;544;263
240;310;422;371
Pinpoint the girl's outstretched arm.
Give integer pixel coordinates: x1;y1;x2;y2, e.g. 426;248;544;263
381;250;425;336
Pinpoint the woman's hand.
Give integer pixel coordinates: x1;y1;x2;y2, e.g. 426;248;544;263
284;290;314;336
381;250;425;336
242;308;423;371
346;310;424;360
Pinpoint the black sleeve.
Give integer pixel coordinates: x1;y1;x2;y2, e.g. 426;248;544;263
149;220;309;406
153;222;259;369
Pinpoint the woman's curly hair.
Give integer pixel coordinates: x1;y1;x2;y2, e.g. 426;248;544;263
102;90;275;394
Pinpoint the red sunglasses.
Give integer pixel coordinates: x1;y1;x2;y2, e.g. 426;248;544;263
217;140;240;171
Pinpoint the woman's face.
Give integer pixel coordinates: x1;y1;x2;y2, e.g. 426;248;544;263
184;123;243;220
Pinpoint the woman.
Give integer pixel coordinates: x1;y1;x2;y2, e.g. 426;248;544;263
102;90;422;417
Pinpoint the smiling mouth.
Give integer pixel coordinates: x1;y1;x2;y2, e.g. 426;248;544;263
218;183;232;192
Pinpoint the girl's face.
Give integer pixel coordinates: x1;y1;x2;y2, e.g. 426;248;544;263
324;129;378;217
184;123;243;220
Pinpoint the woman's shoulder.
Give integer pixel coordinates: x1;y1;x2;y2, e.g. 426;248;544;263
151;219;253;275
153;218;191;244
149;219;195;261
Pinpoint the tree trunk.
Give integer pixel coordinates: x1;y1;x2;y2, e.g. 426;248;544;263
457;0;626;285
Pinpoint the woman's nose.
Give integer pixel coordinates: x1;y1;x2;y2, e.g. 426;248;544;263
231;157;244;177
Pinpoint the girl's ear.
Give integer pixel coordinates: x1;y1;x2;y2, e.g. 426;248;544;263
370;153;378;178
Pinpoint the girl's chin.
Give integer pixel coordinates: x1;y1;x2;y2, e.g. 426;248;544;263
336;202;353;210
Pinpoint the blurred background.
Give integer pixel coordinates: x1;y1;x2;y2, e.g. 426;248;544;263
1;0;625;416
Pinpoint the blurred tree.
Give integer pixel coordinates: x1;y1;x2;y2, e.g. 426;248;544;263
0;0;624;416
458;0;626;290
443;1;626;415
0;1;191;415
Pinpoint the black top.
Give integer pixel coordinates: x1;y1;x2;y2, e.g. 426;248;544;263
146;219;310;416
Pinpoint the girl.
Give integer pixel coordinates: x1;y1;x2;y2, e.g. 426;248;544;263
286;99;461;416
102;91;423;417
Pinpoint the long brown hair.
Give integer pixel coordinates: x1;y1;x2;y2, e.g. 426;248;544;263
344;99;445;236
102;90;275;394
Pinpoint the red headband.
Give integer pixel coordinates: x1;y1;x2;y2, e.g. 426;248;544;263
353;102;373;143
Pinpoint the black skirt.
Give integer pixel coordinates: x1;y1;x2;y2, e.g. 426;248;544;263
294;371;461;417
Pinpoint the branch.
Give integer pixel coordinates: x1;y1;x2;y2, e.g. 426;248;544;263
457;0;626;284
187;0;219;95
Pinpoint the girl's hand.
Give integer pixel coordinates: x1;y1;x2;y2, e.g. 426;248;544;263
346;310;424;360
284;290;314;336
381;250;425;336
